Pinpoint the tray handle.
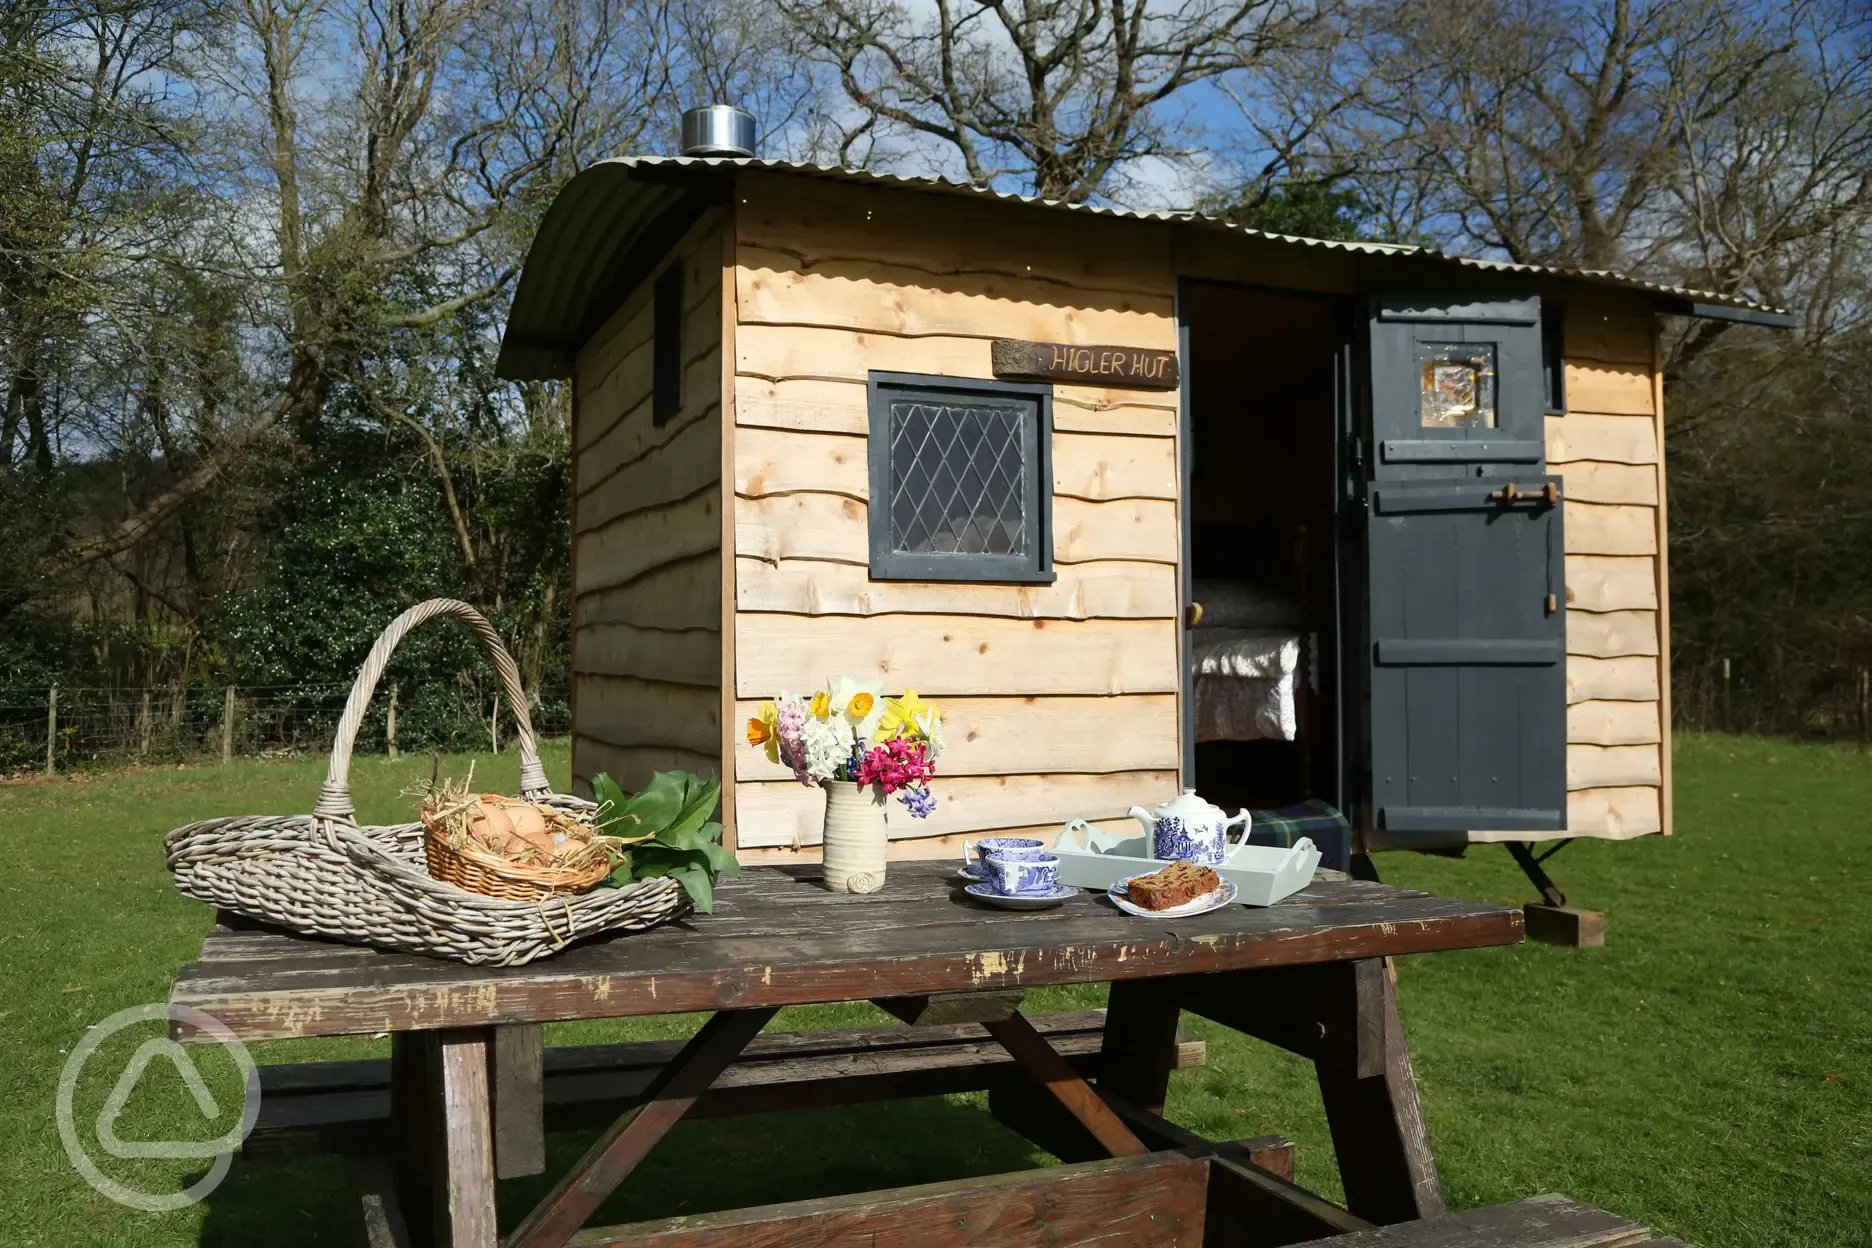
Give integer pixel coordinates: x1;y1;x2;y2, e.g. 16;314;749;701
313;599;549;822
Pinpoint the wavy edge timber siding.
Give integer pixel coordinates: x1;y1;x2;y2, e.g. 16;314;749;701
571;214;726;805
1472;306;1668;842
731;172;1181;862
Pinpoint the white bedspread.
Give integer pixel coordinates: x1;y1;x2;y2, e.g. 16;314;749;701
1192;629;1301;742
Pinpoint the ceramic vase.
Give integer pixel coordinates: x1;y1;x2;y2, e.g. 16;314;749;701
822;781;889;893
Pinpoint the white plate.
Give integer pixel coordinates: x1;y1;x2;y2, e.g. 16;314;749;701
963;882;1077;910
1107;874;1238;918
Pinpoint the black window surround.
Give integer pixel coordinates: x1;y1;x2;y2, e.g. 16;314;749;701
652;263;684;425
866;371;1056;584
1541;304;1566;415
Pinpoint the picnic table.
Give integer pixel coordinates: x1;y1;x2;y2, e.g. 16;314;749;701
169;860;1530;1248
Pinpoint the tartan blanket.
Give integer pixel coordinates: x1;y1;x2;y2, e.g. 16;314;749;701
1244;798;1350;871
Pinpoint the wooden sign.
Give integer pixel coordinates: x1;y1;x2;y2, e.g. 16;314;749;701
991;339;1180;390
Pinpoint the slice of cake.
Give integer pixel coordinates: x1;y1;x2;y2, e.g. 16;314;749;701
1127;859;1221;911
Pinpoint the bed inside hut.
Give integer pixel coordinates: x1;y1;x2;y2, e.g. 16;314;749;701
1183;283;1344;817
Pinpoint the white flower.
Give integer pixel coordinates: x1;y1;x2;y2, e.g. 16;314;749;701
827;675;885;740
800;715;851;782
911;706;946;759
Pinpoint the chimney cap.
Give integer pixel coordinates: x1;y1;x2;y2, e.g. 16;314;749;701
681;105;756;158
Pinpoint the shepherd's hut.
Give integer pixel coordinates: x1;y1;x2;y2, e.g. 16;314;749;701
494;107;1792;918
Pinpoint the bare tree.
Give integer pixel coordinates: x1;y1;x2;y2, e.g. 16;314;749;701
1307;0;1872;294
778;0;1334;202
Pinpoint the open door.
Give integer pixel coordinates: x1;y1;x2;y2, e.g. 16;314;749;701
1359;295;1566;841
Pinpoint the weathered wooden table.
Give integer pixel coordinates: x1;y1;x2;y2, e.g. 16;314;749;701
169;861;1523;1248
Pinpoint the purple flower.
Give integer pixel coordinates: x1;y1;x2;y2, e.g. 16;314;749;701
775;698;811;785
899;784;938;819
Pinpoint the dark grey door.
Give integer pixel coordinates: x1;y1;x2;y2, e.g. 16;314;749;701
1362;296;1566;836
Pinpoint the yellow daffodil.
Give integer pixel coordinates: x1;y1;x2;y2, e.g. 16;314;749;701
745;701;781;762
809;689;832;719
848;691;874;717
876;689;937;742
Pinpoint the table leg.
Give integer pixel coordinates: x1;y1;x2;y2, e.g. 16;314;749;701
437;1027;499;1248
1312;961;1442;1223
983;1012;1148;1159
1179;957;1444;1225
391;1031;437;1246
1099;977;1186;1115
491;1024;546;1178
504;1006;778;1248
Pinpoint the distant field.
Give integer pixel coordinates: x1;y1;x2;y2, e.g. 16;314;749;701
1;734;1866;1245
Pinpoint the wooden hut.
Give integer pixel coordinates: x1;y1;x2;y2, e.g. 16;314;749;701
495;153;1790;881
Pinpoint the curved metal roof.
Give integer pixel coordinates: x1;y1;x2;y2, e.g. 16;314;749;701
497;155;1795;380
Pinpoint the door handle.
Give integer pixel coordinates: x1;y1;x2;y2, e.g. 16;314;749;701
1489;481;1559;505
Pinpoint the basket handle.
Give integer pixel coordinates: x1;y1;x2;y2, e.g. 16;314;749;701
314;599;550;821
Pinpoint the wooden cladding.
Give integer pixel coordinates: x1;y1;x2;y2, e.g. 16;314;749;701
572;217;726;795
990;338;1180;389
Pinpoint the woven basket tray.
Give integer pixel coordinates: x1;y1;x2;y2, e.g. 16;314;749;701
165;599;689;965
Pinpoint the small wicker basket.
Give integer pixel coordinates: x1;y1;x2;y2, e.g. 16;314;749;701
420;796;615;901
165;599;691;965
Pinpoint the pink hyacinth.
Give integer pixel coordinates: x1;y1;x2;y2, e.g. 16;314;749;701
775;698;811;785
856;736;935;795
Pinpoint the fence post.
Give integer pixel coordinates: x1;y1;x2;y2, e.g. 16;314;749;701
221;685;235;764
490;693;501;754
45;686;57;776
1721;658;1732;734
139;690;152;756
387;685;399;760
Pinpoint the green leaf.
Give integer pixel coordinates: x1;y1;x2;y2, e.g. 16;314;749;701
628;845;690;878
700;835;740;876
659;775;722;844
655;822;712;853
665;862;715;913
619;771;691;834
590;773;636;835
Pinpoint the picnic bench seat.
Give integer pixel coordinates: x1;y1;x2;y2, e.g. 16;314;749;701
246;1007;1214;1161
1283;1192;1687;1247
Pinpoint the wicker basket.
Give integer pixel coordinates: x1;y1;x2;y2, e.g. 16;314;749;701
420;796;614;901
165;599;690;965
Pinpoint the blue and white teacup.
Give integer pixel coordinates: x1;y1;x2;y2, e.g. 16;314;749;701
966;836;1044;870
985;851;1060;896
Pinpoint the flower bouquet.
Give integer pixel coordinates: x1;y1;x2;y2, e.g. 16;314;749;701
746;678;944;892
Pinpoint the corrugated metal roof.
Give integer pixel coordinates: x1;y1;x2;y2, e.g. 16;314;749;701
497;155;1794;380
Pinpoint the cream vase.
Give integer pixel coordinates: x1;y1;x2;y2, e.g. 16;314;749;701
821;781;889;893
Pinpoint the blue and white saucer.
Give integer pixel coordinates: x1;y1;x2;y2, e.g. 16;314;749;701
963;882;1077;910
954;862;988;883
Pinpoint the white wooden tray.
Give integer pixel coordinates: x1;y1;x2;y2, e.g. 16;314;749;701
1049;823;1321;907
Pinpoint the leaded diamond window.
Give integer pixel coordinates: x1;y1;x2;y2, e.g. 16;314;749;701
867;373;1054;583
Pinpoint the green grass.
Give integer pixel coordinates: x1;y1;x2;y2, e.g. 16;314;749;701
1;735;1867;1245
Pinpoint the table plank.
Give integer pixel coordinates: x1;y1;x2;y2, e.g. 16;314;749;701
170;863;1521;1042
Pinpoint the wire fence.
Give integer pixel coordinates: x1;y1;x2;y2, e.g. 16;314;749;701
0;684;571;778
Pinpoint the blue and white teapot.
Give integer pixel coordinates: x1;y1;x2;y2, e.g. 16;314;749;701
1128;789;1249;867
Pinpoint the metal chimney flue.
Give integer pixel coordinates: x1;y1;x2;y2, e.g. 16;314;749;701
681;105;756;158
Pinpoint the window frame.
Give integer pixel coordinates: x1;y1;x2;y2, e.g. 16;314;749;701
865;370;1056;585
652;262;684;426
1541;303;1566;415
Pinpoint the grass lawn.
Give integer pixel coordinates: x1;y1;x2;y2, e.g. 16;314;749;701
1;734;1867;1245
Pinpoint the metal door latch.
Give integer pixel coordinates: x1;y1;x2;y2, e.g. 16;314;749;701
1489;481;1559;505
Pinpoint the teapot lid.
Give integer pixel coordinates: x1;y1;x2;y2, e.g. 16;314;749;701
1153;788;1222;818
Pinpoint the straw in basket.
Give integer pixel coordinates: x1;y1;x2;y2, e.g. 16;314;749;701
165;599;690;965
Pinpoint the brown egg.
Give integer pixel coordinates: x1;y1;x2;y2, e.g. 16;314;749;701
468;800;515;847
507;804;550;842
